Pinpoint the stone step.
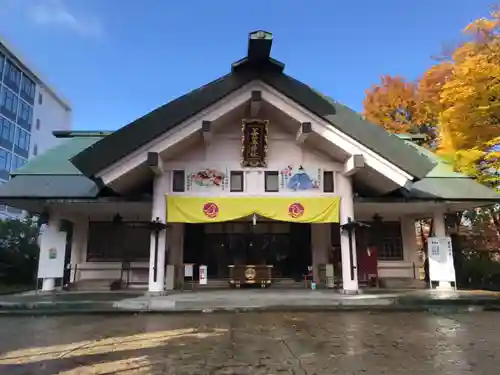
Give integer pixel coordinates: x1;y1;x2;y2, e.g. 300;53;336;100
70;279;113;291
379;277;427;289
189;278;308;289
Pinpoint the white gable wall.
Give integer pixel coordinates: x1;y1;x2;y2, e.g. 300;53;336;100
162;117;343;197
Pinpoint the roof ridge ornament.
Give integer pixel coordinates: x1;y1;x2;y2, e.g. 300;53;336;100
231;30;285;73
247;30;273;63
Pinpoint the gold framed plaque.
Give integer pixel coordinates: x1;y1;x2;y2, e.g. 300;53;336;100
241;119;269;167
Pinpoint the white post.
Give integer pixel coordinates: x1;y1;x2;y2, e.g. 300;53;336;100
41;277;55;292
338;173;359;293
433;210;453;290
148;173;168;293
38;215;65;292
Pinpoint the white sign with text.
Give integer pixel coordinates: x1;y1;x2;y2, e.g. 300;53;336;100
427;236;456;285
199;265;208;285
37;226;67;279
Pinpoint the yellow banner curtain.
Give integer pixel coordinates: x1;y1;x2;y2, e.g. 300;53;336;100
166;196;340;223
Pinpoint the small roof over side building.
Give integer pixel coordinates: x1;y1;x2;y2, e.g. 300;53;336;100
400;137;500;201
0;132;108;200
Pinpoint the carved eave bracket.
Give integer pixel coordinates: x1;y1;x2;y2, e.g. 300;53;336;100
147;152;164;176
241;119;269;167
343;154;365;176
250;91;262;117
202;120;212;144
296;122;312;144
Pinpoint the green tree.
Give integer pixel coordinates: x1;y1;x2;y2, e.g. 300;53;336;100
0;215;40;285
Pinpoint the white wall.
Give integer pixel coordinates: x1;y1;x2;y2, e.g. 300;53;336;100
164;120;343;196
31;85;71;156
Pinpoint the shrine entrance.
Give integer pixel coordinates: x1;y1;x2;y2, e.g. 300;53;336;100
183;219;311;281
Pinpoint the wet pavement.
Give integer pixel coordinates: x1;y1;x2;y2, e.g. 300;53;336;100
0;312;498;374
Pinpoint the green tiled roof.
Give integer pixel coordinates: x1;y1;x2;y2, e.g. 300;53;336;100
13;136;104;176
397;138;466;179
0;135;107;200
410;177;500;201
393;135;500;201
0;175;99;198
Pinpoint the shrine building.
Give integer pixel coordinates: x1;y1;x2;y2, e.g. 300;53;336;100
0;31;498;293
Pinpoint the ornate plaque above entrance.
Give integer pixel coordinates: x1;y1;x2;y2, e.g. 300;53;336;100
241;119;269;167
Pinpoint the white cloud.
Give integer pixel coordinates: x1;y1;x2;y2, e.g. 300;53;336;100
25;0;104;38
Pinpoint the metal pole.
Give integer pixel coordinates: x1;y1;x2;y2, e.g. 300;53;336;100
348;229;355;281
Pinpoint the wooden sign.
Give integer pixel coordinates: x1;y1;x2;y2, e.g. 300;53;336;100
241;119;269;167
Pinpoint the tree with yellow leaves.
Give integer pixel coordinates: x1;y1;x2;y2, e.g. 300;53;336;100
364;7;500;248
438;9;500;189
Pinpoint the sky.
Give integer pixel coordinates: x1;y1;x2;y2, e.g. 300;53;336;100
0;0;495;131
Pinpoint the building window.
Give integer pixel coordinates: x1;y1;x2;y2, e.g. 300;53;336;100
14;127;30;158
17;100;33;131
6;206;22;215
172;170;185;192
87;222;150;261
0;86;18;121
4;60;21;92
0;181;5;211
265;171;279;192
36;118;40;130
378;222;404;261
0;148;12;180
323;171;334;193
33;144;38;156
11;154;27;171
38;92;43;105
0;117;15;148
230;171;244;192
0;53;4;79
20;75;36;104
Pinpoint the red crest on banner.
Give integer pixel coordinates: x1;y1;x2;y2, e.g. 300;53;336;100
288;202;305;218
203;202;219;218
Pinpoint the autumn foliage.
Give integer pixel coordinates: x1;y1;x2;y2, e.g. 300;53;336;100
363;7;500;190
363;75;417;134
363;65;452;148
363;7;500;255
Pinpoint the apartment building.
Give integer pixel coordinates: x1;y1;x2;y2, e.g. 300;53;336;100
0;39;72;218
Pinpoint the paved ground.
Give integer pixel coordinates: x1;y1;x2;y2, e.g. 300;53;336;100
0;312;499;374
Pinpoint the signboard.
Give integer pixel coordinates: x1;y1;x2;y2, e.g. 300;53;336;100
241;119;269;167
184;263;194;278
37;227;67;279
427;236;456;286
199;265;207;285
